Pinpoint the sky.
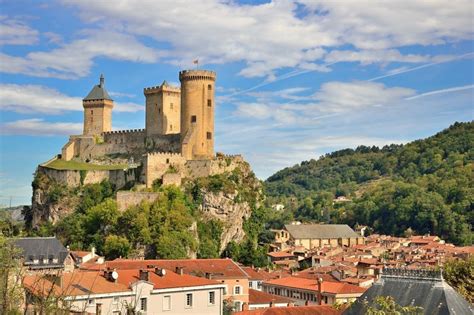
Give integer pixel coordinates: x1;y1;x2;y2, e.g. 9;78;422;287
0;0;473;206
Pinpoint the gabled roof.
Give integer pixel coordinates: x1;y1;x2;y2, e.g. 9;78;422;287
264;276;366;295
83;74;112;101
344;268;474;315
284;224;359;239
249;289;294;304
14;237;68;268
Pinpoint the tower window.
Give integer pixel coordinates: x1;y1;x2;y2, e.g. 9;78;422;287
191;115;197;123
170;103;173;109
170;124;173;131
207;132;212;140
208;84;212;90
207;99;212;107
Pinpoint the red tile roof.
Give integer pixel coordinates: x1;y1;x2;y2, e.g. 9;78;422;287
264;276;366;295
100;258;248;279
268;251;296;258
249;289;294;305
235;305;342;315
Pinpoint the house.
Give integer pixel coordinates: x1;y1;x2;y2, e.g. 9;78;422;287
262;276;366;306
82;258;250;312
24;267;225;314
13;237;74;273
247;289;294;310
70;247;103;267
344;268;473;315
278;224;364;250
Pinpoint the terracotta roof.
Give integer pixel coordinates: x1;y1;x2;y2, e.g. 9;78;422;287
102;258;248;279
241;267;279;281
115;268;218;289
249;289;294;304
235;305;342;315
24;271;130;297
268;251;295;258
264;277;366;295
70;251;90;258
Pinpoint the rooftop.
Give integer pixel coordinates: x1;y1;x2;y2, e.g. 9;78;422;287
264;276;366;295
235;305;342;315
83;74;112;101
284;224;359;239
249;289;294;305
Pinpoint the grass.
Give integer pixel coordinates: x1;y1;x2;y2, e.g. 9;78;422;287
45;159;128;171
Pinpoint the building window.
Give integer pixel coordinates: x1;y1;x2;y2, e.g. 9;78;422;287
170;124;172;131
96;303;102;315
207;132;212;140
185;293;193;308
166;158;169;164
170;103;173;109
113;297;119;305
140;298;147;312
163;295;171;311
208;84;212;90
234;286;241;295
207;99;212;107
209;291;215;305
191;115;197;123
88;299;95;306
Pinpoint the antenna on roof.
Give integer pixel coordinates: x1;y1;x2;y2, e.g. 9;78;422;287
99;74;104;87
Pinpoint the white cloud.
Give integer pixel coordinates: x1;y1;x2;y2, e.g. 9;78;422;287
43;32;63;44
406;84;474;100
0;83;144;114
54;0;473;80
0;16;39;45
325;49;451;65
312;81;416;112
0;119;82;136
0;30;160;78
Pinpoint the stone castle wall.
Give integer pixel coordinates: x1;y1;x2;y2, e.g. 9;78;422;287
116;191;160;212
145;152;187;187
38;165;139;189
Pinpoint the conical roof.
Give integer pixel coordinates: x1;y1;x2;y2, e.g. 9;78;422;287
83;74;112;101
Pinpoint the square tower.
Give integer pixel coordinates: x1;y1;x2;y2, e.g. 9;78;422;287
82;74;114;135
144;81;181;136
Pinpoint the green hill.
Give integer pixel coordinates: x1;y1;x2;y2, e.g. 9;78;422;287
264;121;474;245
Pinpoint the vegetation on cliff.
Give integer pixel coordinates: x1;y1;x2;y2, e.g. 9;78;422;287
265;122;473;245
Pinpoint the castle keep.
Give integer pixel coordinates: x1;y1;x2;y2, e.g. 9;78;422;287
46;70;242;189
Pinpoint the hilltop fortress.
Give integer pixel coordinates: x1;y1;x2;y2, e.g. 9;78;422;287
40;70;243;189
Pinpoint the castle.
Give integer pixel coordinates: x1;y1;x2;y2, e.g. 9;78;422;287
46;70;242;189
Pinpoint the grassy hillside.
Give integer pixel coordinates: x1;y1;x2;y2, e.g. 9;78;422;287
265;121;473;245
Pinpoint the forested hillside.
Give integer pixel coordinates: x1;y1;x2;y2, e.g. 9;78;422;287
265;122;473;245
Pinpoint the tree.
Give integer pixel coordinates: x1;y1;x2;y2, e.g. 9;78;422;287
443;257;473;303
103;235;131;260
0;236;23;314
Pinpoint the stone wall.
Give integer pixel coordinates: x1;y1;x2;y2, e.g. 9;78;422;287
38;165;139;189
116;191;160;212
185;154;245;179
144;152;186;188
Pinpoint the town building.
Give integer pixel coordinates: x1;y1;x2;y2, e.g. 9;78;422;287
24;267;225;314
275;224;364;250
262;276;366;306
13;237;74;273
81;258;250;311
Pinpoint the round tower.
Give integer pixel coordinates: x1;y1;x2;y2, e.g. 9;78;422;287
179;70;216;160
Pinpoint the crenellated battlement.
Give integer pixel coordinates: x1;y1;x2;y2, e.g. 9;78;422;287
146;151;183;157
179;69;216;82
102;128;145;135
144;85;180;95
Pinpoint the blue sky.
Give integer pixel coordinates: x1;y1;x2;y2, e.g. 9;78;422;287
0;0;473;206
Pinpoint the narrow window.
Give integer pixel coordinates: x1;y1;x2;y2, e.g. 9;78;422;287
163;295;171;311
166;158;169;164
170;103;173;109
191;115;197;123
207;132;212;140
234;286;241;295
170;124;172;131
186;293;193;308
207;99;212;107
209;291;215;305
208;84;212;90
140;298;147;312
96;303;102;315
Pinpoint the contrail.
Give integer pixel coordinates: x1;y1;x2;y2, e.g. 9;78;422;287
405;84;474;100
368;52;474;82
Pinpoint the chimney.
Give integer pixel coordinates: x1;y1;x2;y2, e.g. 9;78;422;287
175;266;184;275
139;269;149;281
155;267;166;277
305;300;309;306
317;277;323;305
269;301;274;308
91;246;96;257
205;272;213;280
